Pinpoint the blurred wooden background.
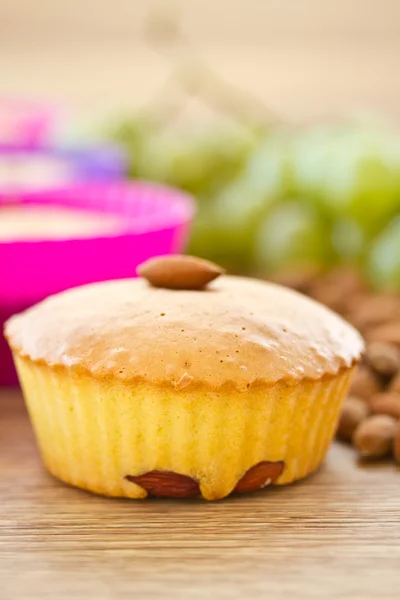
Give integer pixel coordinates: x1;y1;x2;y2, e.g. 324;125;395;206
0;0;399;121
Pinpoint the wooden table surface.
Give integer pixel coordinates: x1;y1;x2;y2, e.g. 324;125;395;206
1;389;399;599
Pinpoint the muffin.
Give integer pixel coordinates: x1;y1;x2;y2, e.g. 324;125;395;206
4;255;364;500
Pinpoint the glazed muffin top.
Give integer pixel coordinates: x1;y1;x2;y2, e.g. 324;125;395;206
5;266;364;391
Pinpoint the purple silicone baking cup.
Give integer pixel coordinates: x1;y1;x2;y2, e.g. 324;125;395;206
0;143;127;192
0;181;196;386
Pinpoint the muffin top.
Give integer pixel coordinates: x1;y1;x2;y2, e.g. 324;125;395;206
5;269;364;391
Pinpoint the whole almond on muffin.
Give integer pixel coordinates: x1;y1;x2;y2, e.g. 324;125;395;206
5;256;363;500
138;255;224;290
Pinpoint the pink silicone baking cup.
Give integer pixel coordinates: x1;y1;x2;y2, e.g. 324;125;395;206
0;98;57;147
0;181;196;385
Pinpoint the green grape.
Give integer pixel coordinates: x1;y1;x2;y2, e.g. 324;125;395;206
244;131;294;200
291;123;400;235
188;175;276;272
134;132;191;185
331;218;366;263
254;201;332;273
367;216;400;291
187;205;249;273
110;116;155;177
198;121;262;194
134;119;259;197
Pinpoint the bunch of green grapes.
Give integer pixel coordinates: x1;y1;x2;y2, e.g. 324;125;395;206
110;112;400;289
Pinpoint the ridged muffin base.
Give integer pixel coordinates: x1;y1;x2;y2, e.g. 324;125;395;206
14;356;354;500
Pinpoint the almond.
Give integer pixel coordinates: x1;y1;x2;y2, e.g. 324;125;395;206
366;342;400;377
336;396;370;441
347;293;400;332
309;267;366;312
234;461;285;493
369;392;400;420
349;366;381;400
353;414;397;458
138;255;224;290
310;283;349;312
126;470;200;498
366;322;400;346
315;267;365;295
394;421;400;463
268;266;320;293
390;373;400;393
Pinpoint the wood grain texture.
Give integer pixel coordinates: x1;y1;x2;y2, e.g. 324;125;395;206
1;390;399;600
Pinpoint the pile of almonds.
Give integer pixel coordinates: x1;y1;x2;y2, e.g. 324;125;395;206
269;266;400;464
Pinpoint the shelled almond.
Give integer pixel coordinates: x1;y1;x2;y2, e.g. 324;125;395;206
337;396;370;441
352;414;397;458
369;392;400;419
276;266;400;464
